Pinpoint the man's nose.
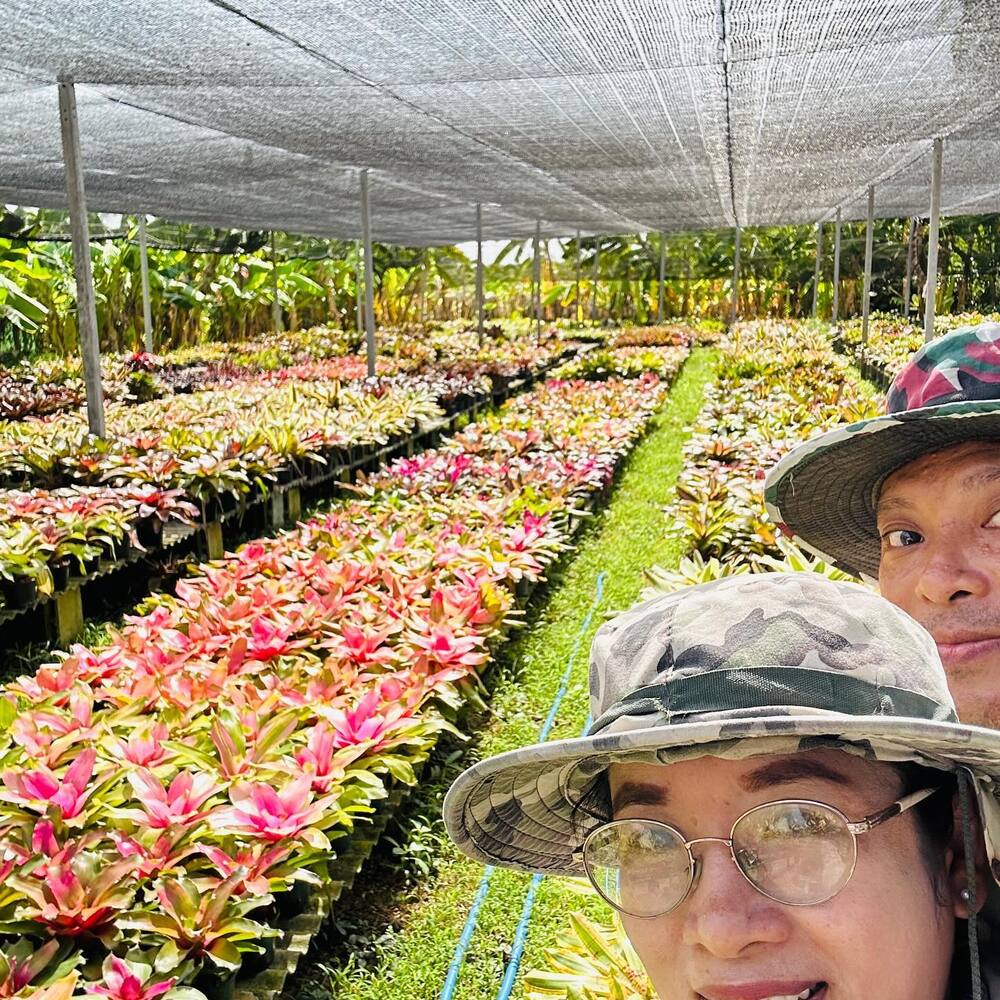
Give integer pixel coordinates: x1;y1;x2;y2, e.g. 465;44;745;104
680;844;790;957
915;538;991;605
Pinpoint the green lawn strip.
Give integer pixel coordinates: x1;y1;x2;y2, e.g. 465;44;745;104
321;348;718;1000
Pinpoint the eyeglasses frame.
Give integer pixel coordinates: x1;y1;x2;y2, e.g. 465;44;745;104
577;785;940;918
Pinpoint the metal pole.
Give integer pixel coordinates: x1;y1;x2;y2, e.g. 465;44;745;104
657;232;666;323
903;217;916;319
355;240;363;336
476;203;485;346
360;169;377;376
730;226;741;326
270;232;283;333
57;77;105;438
533;220;542;342
924;138;943;343
591;238;600;323
574;228;582;324
832;208;842;323
137;215;153;353
861;185;875;346
811;221;823;318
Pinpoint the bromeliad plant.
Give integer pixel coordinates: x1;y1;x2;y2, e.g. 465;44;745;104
0;350;689;987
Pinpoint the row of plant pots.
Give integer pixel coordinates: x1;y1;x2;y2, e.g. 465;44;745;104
0;336;692;999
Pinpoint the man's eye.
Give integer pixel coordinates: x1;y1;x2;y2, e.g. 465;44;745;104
883;529;923;548
987;510;1000;528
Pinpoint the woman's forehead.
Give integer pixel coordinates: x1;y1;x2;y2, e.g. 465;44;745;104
608;748;899;796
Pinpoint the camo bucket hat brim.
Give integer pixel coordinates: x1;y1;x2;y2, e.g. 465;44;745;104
443;573;1000;879
764;322;1000;579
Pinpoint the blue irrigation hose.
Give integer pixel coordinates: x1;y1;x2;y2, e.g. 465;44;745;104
438;571;608;1000
493;708;597;1000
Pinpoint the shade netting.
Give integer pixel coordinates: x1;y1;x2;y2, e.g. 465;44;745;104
3;1;998;244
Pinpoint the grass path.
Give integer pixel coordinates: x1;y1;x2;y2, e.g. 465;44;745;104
315;348;718;1000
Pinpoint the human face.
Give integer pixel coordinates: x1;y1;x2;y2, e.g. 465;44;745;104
608;750;961;1000
877;441;1000;726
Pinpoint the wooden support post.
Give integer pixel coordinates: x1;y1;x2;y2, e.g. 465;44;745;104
903;217;916;319
270;232;283;333
46;587;85;647
574;228;582;324
658;232;666;323
204;521;224;561
270;490;285;528
591;238;600;323
730;226;741;326
833;208;842;323
475;203;485;346
811;221;823;318
533;220;542;342
286;486;302;523
355;240;363;336
57;77;105;438
360;169;377;375
138;215;154;353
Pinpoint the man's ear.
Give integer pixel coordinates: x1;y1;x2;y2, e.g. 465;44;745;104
946;791;991;918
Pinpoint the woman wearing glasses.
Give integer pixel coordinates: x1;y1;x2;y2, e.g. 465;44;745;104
445;573;1000;1000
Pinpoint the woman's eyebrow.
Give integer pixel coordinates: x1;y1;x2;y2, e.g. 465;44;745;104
740;758;851;793
611;781;669;813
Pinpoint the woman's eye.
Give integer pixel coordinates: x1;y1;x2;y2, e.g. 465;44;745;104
987;510;1000;528
883;529;923;548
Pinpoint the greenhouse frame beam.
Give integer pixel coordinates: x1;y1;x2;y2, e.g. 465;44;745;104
533;220;542;342
360;169;376;377
138;215;153;354
57;77;105;438
924;138;944;343
270;231;283;334
658;232;666;323
861;185;875;346
811;222;823;318
476;203;484;346
730;226;741;326
832;208;842;323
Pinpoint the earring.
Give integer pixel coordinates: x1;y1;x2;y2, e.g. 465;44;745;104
960;887;972;904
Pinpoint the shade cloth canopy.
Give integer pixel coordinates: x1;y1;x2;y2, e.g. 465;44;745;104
3;1;999;244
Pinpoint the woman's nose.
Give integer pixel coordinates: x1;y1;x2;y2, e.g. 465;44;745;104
680;843;791;957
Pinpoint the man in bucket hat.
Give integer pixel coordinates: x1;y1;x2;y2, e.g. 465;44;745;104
765;323;1000;725
445;573;1000;1000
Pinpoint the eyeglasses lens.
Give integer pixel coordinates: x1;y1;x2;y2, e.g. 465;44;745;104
732;801;857;905
584;803;858;917
584;821;692;917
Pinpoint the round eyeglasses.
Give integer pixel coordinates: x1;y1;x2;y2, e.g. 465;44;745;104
579;787;938;917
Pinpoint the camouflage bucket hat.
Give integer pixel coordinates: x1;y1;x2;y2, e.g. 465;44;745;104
764;322;1000;578
443;573;1000;879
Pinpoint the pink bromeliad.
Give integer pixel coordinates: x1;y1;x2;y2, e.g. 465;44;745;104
1;748;98;821
210;776;335;848
119;769;223;830
84;956;176;1000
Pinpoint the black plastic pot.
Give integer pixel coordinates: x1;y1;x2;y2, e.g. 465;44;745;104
49;559;71;592
275;879;312;920
0;576;38;610
191;968;236;1000
135;516;163;549
236;935;277;980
